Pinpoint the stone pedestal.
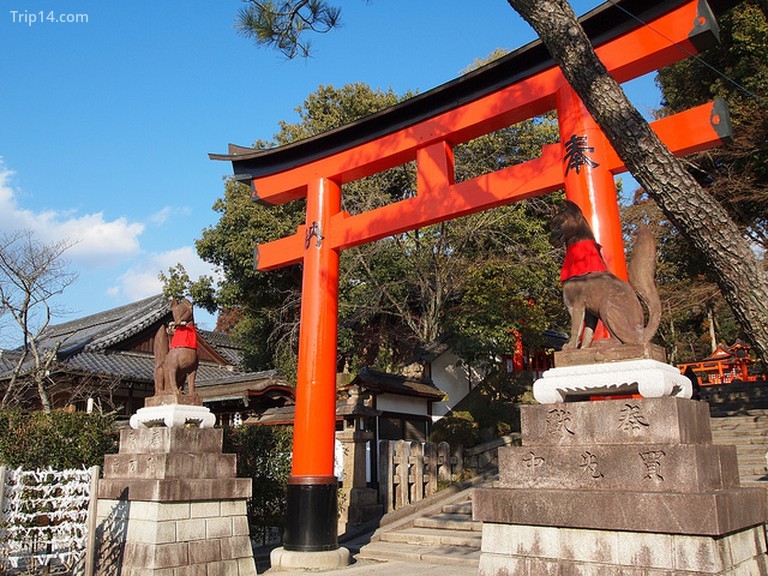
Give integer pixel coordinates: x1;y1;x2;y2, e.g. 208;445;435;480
130;403;216;429
533;359;692;403
95;427;257;576
473;398;768;575
130;395;216;429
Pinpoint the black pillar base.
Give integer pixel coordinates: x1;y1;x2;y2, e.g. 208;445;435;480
284;475;339;552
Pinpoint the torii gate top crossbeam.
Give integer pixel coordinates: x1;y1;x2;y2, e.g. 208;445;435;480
211;0;735;272
211;0;737;192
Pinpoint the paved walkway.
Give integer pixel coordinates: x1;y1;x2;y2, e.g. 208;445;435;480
260;558;478;576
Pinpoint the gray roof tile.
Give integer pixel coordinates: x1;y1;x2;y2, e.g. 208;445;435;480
1;295;252;387
40;294;170;353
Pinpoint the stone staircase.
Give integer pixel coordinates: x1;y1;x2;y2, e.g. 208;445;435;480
351;478;491;567
701;381;768;485
710;411;768;484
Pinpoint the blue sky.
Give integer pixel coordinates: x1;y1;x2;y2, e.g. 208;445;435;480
0;0;658;337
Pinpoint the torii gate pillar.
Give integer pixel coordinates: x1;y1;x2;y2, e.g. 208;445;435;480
557;85;628;281
280;177;347;559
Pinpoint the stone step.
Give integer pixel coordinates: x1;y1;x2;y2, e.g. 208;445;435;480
711;418;768;428
711;422;768;432
734;450;768;459
441;501;472;515
378;526;482;548
728;449;768;461
739;465;767;476
712;407;768;414
356;541;481;566
715;443;768;456
731;447;768;457
712;433;768;444
712;433;768;442
711;425;768;434
719;448;768;458
414;513;482;532
742;477;768;486
716;444;768;455
735;461;767;473
738;457;767;466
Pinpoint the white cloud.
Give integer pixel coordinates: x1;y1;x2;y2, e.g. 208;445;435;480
109;246;219;302
148;206;192;226
0;163;144;267
149;206;172;225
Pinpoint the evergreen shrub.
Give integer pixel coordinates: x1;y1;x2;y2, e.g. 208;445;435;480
223;424;293;543
0;410;117;469
429;410;479;447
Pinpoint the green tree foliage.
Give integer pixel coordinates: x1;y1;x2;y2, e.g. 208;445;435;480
657;0;768;251
447;208;564;369
197;84;400;376
618;1;768;364
237;0;341;59
429;410;479;447
0;411;117;469
509;0;768;366
223;425;292;542
158;263;217;313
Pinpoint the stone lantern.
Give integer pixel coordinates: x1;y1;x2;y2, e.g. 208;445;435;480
336;384;382;533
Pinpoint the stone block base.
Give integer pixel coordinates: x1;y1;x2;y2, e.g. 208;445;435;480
270;546;350;570
144;393;203;408
554;343;667;367
478;523;768;575
94;498;257;576
339;488;383;537
473;487;766;536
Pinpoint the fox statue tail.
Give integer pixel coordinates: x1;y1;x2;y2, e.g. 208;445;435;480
627;224;662;343
154;325;169;369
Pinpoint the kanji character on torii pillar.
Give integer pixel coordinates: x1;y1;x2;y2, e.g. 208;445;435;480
212;0;734;566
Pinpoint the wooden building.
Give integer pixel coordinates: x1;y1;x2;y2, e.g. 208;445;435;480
678;340;765;386
0;294;294;422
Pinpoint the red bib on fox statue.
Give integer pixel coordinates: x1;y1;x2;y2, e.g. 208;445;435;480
560;239;609;282
171;324;198;350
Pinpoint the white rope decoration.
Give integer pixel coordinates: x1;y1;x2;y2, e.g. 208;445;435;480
1;467;94;572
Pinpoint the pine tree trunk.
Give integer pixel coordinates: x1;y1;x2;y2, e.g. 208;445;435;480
508;0;768;366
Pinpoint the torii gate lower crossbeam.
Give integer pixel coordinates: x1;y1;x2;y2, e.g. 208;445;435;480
212;0;737;559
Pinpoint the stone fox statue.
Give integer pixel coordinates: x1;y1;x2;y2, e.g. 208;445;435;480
154;298;198;395
550;201;661;349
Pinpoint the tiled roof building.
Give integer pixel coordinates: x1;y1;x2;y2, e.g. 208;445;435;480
0;295;293;423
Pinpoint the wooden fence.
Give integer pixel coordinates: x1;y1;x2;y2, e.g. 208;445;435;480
376;435;521;513
377;440;463;513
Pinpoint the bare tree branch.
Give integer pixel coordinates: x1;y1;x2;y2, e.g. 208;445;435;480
0;230;78;411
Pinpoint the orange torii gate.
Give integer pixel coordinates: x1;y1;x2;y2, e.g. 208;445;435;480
213;0;736;555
